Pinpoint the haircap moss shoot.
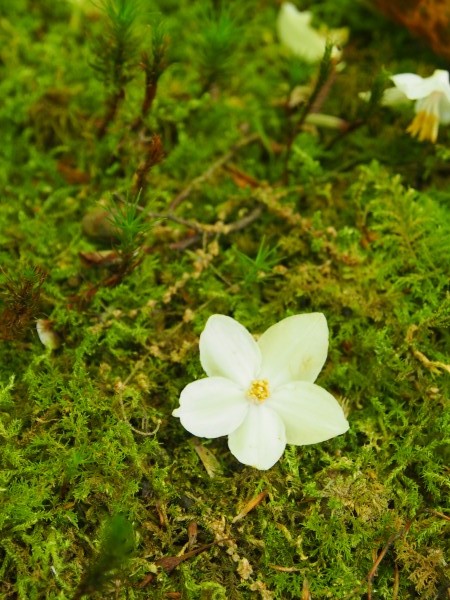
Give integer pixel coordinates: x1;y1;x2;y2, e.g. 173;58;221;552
172;313;349;470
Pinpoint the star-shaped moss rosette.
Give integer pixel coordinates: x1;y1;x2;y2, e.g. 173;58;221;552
173;314;349;470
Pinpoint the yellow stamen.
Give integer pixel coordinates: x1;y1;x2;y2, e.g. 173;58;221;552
246;379;270;403
407;110;439;143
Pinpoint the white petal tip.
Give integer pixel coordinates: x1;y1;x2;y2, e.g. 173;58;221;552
332;418;350;437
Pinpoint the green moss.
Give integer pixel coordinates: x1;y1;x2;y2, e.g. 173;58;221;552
0;0;449;598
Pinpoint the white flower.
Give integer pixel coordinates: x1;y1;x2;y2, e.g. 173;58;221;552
276;3;346;63
172;313;349;470
386;69;450;142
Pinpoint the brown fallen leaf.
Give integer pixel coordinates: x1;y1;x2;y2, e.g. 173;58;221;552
155;501;168;528
232;491;268;523
269;565;302;572
79;250;122;268
187;521;198;549
136;543;218;588
57;160;90;185
136;573;155;588
192;438;223;478
224;164;261;189
302;578;311;600
155;543;215;572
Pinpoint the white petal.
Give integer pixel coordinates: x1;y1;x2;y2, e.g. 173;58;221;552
381;86;409;106
257;313;328;387
228;405;286;470
391;73;432;99
268;381;349;445
174;377;248;438
391;70;450;100
414;94;442;118
425;69;450;98
277;3;326;63
438;95;450;123
200;315;261;387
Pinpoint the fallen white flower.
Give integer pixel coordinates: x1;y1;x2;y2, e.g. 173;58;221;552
385;69;450;142
173;313;349;470
276;2;346;63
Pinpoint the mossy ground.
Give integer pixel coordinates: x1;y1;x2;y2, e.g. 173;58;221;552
0;1;449;598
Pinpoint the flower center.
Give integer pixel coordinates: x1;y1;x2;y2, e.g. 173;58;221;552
408;91;442;142
246;379;270;403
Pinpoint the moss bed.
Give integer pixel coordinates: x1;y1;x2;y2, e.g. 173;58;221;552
0;1;449;598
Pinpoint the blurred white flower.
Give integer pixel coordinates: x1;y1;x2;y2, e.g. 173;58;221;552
385;69;450;142
276;2;346;63
173;313;348;470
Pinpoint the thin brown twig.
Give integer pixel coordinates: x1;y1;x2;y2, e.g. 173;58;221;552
117;391;161;437
168;133;260;211
297;57;337;130
324;118;364;150
283;52;338;183
367;521;412;600
122;194;264;249
406;325;450;374
147;212;205;232
131;134;164;195
169;234;206;252
97;89;125;139
226;205;263;232
309;64;338;115
429;510;450;522
169;206;263;251
130;62;163;132
392;562;399;600
125;201;205;233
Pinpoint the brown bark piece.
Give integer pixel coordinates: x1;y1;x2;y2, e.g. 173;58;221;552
374;0;450;60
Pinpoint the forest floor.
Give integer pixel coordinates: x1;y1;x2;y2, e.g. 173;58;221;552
0;1;449;598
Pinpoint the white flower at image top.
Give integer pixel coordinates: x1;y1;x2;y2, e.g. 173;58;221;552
386;69;450;143
172;313;349;470
276;2;346;63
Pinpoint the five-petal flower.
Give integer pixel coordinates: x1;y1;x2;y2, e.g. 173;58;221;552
172;313;349;470
386;69;450;142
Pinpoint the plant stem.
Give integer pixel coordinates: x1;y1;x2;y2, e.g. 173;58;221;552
97;88;125;139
